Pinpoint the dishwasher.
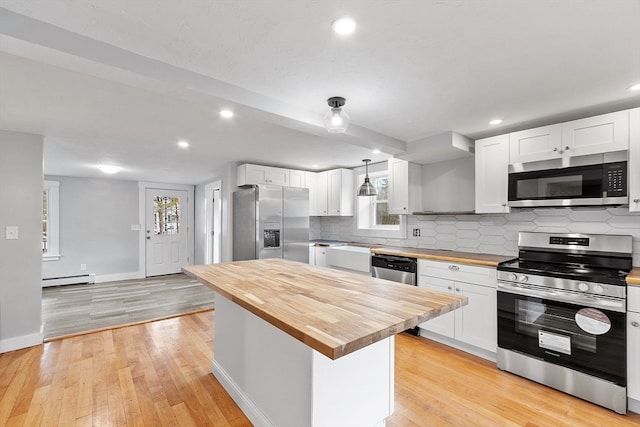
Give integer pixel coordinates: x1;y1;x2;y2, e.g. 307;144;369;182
371;254;419;335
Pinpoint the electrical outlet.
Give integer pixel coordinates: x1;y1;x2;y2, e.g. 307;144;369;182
413;228;421;237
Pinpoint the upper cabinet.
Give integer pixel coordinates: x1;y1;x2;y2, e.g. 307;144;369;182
288;169;306;188
305;171;320;215
509;111;630;164
326;169;354;216
630;107;640;212
237;164;289;186
388;158;422;214
475;135;510;213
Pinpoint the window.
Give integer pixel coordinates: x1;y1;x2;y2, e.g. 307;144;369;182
43;180;60;260
354;171;406;238
153;196;181;235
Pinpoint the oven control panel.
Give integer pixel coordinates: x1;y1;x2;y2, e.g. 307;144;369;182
549;236;589;246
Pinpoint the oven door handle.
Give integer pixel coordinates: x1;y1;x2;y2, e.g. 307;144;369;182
497;281;626;313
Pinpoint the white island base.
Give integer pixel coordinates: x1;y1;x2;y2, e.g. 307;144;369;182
212;295;395;427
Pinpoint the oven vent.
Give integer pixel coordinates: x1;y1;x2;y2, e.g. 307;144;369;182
42;273;95;288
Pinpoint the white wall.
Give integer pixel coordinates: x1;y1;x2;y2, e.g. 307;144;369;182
194;161;239;264
42;176;140;279
0;130;43;352
422;157;475;212
313;207;640;266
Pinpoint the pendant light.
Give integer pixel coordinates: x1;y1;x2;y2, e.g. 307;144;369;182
323;97;349;133
357;159;377;197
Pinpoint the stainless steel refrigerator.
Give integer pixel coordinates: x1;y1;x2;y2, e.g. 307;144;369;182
233;185;309;263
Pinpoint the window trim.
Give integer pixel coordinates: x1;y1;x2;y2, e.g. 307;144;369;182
43;180;60;261
352;170;407;239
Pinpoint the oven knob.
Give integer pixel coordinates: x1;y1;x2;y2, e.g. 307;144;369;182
508;273;518;281
593;284;605;294
578;283;589;292
518;275;528;283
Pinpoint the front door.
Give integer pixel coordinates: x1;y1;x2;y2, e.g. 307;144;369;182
145;189;188;276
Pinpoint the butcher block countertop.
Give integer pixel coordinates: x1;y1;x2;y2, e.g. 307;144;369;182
184;259;467;360
628;268;640;287
370;247;514;267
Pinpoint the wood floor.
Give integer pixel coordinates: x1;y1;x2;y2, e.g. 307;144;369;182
42;274;215;340
1;311;639;427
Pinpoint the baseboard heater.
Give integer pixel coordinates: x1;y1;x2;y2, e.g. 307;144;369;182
42;273;96;287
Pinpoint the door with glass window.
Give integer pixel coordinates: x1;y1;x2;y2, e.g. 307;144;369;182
145;189;188;276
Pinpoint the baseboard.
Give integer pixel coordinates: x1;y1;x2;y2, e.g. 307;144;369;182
629;397;640;414
418;329;497;362
0;331;43;353
212;359;274;427
95;271;144;283
42;273;95;287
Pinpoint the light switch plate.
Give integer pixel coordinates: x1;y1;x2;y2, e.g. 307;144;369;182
5;226;19;240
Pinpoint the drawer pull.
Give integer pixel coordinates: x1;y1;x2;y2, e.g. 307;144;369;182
632;321;640;328
448;265;459;271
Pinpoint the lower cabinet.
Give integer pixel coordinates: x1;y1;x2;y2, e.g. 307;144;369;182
417;259;497;354
628;286;640;409
309;246;327;267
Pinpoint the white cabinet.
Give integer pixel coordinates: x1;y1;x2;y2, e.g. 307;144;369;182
305;171;320;215
509;111;630;164
237;164;289;186
289;169;306;188
475;135;510;213
311;246;327;267
630;108;640;212
628;286;640;407
327;169;354;216
315;171;329;216
562;110;629;158
509;124;562;164
418;259;497;353
388;158;422;214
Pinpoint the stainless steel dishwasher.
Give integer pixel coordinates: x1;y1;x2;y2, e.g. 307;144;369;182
371;254;419;335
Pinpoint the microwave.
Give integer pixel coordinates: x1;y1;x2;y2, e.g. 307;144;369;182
508;161;628;207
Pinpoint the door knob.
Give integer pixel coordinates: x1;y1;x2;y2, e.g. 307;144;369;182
146;236;151;240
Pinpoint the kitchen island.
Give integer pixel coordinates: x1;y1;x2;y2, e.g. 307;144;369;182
184;259;466;427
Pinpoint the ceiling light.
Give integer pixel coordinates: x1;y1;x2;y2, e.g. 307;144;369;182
489;119;503;125
372;149;381;154
220;109;234;118
178;140;189;148
312;164;319;168
97;165;122;174
629;83;640;91
332;17;356;35
323;97;350;133
357;159;377;197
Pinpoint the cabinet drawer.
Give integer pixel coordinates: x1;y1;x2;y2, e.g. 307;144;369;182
629;286;640;313
418;259;496;287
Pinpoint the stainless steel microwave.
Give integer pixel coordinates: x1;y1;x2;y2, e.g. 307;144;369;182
508;161;628;207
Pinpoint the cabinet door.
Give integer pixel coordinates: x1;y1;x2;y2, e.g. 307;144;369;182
309;245;316;265
289;169;305;188
629;108;640;212
417;275;455;338
266;167;289;186
388;158;409;214
305;171;320;215
562;110;629;157
327;169;354;216
315;247;327;267
240;164;289;186
316;171;328;216
454;282;497;352
509;124;562;164
628;310;640;401
475;135;510;213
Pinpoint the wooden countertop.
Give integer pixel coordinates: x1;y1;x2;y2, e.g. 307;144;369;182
628;268;640;287
184;259;466;360
371;247;514;267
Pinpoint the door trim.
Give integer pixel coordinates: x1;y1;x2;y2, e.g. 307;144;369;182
204;180;222;264
138;182;195;277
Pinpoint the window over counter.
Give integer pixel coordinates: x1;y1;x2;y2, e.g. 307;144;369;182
354;170;406;238
42;180;60;260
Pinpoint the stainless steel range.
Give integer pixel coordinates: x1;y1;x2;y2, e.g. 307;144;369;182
496;232;633;414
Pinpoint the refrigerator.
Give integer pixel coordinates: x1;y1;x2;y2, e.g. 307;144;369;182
233;185;309;263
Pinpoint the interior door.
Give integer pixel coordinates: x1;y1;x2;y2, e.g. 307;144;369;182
145;189;188;276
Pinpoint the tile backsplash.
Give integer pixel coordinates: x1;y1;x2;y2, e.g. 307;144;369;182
310;207;640;266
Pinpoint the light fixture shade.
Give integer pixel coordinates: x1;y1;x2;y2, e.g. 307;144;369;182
324;97;349;133
357;159;377;197
357;177;377;196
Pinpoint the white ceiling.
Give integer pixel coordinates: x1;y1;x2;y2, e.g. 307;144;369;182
0;0;639;184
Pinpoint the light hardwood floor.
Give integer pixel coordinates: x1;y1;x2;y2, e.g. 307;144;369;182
1;311;639;426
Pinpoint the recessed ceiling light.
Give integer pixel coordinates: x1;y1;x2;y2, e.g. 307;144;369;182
312;164;319;168
332;17;356;35
178;140;189;148
489;119;503;125
97;165;122;174
629;83;640;91
220;109;234;118
372;149;381;154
